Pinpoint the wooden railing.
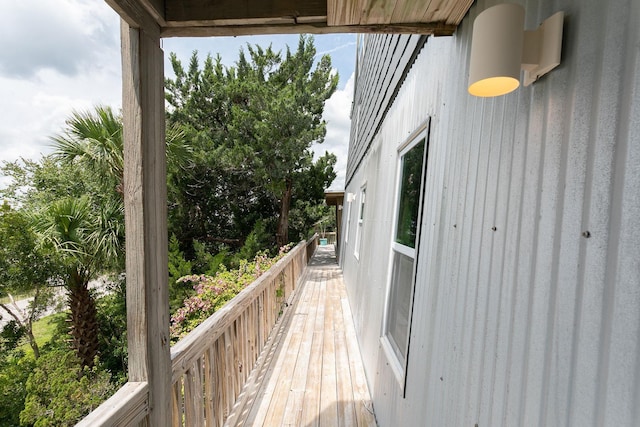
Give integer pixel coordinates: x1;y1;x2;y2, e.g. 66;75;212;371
78;236;317;427
321;231;337;245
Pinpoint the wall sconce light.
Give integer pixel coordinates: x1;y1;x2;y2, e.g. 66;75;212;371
468;3;564;97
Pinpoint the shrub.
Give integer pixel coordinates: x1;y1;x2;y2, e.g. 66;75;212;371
170;244;293;340
0;351;33;427
20;349;116;427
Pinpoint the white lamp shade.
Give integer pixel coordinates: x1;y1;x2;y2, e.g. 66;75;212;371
468;3;525;97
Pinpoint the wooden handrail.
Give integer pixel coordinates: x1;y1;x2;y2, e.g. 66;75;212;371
75;382;149;427
170;240;306;382
78;236;317;427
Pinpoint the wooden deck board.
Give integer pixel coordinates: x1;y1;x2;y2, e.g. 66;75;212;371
230;246;376;427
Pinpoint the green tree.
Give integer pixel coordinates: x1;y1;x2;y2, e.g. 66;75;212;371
230;35;338;246
51;106;190;199
34;196;123;367
0;202;58;359
166;52;275;255
165;35;338;250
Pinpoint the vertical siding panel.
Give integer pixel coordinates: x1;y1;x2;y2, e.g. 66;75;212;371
553;1;600;425
620;14;640;424
458;100;484;425
477;99;507;426
539;2;583;425
438;31;474;427
488;94;519;427
465;97;496;425
601;0;640;425
500;88;532;426
570;0;620;425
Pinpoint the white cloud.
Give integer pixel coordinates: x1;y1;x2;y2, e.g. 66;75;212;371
0;0;355;198
0;1;121;166
0;61;122;165
314;72;354;190
0;0;119;78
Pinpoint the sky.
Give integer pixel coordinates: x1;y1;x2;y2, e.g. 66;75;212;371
0;0;355;190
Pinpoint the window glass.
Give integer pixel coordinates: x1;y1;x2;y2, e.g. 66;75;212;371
395;139;425;248
386;251;414;359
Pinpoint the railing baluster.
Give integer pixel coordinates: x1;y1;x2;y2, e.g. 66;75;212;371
214;339;225;427
223;328;235;416
172;378;183;427
184;358;204;427
204;347;214;427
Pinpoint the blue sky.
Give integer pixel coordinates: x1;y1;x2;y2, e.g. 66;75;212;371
0;0;355;190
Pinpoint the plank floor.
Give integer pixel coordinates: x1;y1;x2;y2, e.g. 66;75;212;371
229;245;377;427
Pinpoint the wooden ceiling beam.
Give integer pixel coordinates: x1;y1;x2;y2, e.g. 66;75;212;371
165;0;327;24
327;0;362;26
161;21;457;37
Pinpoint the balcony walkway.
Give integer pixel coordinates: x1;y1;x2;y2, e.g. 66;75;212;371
228;245;377;427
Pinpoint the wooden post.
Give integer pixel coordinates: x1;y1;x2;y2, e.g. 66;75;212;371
121;19;171;425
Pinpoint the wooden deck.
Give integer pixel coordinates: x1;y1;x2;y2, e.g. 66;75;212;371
228;245;377;427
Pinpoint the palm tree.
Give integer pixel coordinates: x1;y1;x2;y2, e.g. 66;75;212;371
45;105;189;367
51;106;124;195
51;106;190;196
35;196;123;367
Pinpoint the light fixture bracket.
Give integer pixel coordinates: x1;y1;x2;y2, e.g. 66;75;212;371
521;11;565;86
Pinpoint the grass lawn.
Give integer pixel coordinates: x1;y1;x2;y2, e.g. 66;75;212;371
19;312;67;355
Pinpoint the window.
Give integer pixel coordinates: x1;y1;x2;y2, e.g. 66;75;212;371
354;186;366;259
382;130;428;385
344;197;352;244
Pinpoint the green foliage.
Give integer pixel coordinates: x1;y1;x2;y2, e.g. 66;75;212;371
0;157;96;209
192;240;228;276
170;245;293;340
95;280;128;384
169;234;194;311
20;349;116;427
1;321;26;351
234;220;273;263
169;234;193;280
165;35;338;250
51;106;123;197
0;351;34;426
0;202;58;298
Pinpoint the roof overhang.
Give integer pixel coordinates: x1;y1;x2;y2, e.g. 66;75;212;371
325;191;345;206
106;0;474;37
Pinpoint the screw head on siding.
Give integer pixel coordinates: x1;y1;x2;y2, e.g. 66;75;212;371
491;226;497;231
582;230;591;238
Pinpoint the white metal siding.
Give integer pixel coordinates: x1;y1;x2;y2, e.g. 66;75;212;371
340;0;640;426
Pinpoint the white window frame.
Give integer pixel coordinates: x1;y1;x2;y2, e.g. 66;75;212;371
380;121;430;393
353;185;366;260
344;196;352;244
